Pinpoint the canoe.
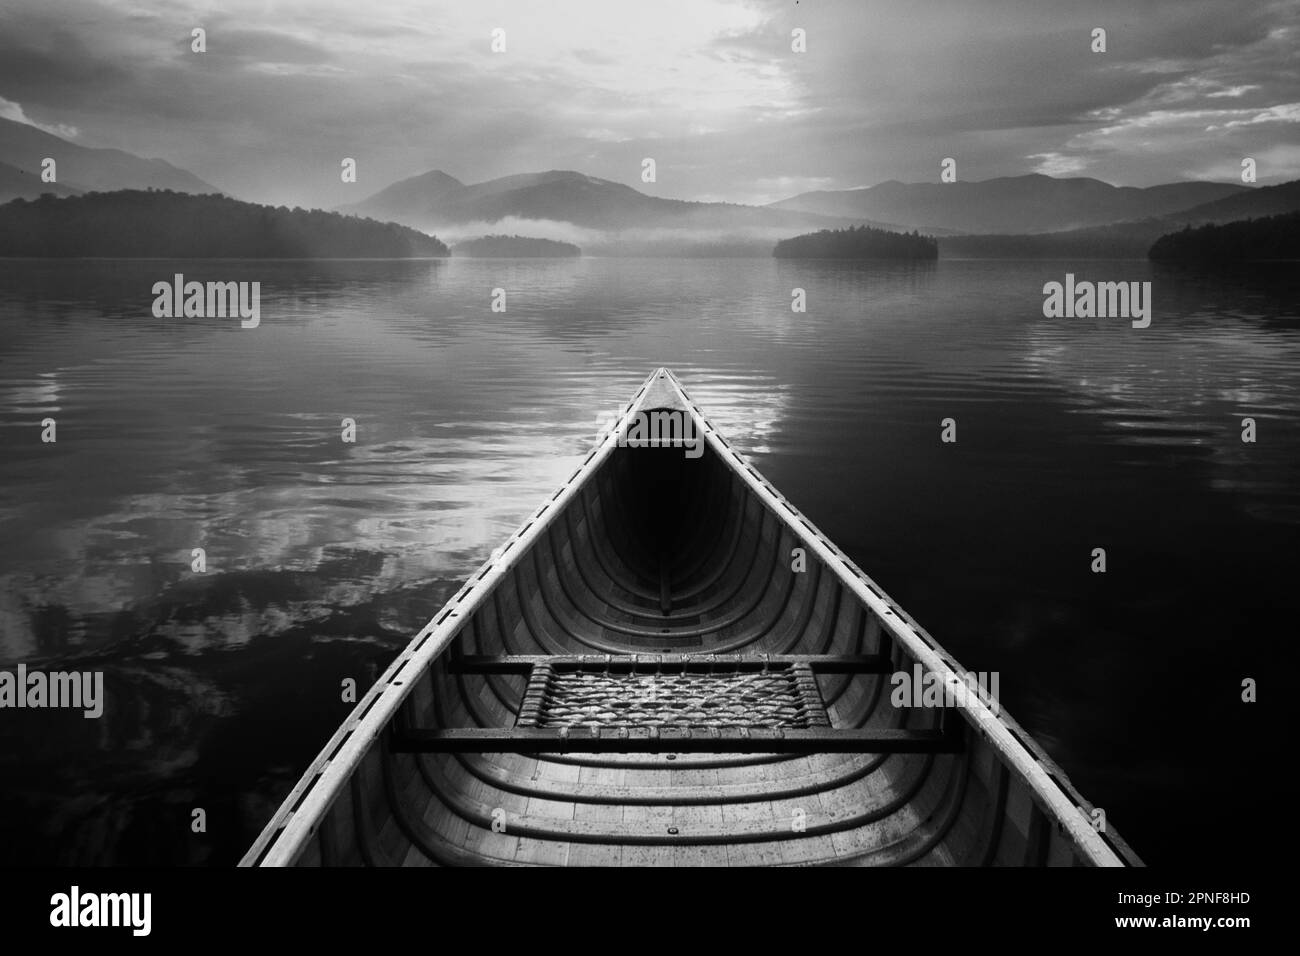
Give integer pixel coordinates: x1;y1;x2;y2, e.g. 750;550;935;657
241;368;1142;867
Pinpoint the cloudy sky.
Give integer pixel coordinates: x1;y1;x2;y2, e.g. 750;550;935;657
1;0;1297;208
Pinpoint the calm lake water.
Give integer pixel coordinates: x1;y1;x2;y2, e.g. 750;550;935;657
0;257;1294;867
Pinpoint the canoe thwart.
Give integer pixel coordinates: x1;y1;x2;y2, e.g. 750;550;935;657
387;725;965;754
448;653;895;674
402;651;967;754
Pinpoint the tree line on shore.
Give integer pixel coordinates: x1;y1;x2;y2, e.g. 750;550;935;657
0;190;449;257
1148;211;1300;261
2;189;1293;262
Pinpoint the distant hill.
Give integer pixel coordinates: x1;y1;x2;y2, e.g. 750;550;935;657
774;225;938;259
1149;211;1300;261
770;174;1251;235
1161;180;1300;225
0;160;82;203
0;190;449;257
340;169;887;251
938;179;1300;258
0;118;219;198
454;234;580;257
341;169;466;224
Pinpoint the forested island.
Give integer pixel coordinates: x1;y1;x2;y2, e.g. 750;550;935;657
453;234;580;257
1148;212;1300;262
0;190;449;257
773;225;938;259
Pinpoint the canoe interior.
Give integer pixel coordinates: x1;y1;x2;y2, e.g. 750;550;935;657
243;369;1142;867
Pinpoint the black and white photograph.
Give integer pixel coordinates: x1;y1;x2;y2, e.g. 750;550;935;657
0;0;1292;934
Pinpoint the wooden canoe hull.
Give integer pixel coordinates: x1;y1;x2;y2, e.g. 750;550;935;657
241;369;1142;867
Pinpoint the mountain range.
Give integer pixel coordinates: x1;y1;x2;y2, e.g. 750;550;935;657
337;169;887;253
0;117;219;202
339;167;1297;255
1;117;1296;257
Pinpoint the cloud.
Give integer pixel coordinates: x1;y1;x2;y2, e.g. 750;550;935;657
1028;152;1090;177
1215;102;1300;129
1;0;1298;205
698;175;840;206
1207;84;1261;98
1016;5;1300;185
1184;142;1300;181
0;95;79;139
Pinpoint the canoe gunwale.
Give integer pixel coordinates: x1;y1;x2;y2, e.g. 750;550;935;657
239;372;658;867
241;367;1140;868
664;370;1136;867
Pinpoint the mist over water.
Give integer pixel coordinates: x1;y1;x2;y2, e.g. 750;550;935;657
0;257;1294;865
